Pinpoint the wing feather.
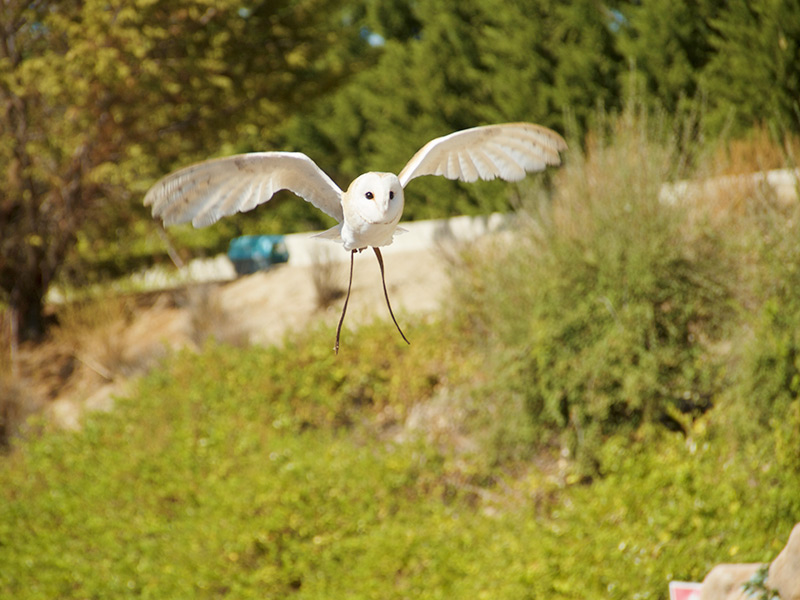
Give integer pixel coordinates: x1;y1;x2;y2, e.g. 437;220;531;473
144;152;344;227
485;143;527;181
193;178;252;228
159;176;232;226
456;150;480;182
467;148;498;180
398;123;567;187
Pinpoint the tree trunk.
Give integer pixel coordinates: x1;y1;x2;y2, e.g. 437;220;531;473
9;274;48;343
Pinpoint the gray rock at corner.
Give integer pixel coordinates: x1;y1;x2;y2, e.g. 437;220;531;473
700;563;762;600
769;522;800;600
700;522;800;600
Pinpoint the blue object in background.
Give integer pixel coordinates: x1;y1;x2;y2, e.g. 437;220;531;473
227;235;289;275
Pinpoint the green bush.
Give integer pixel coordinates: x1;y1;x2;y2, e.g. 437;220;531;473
2;329;798;599
0;326;456;599
450;110;736;474
735;190;800;416
719;176;800;502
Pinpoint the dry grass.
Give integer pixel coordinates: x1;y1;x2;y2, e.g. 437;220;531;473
51;294;135;380
185;284;249;347
685;127;800;232
309;245;345;310
1;308;45;448
0;375;43;450
713;123;800;175
0;282;257;444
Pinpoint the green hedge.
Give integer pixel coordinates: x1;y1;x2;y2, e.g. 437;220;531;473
1;330;797;599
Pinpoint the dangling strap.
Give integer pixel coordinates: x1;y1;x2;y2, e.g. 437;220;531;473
373;247;410;346
335;249;356;354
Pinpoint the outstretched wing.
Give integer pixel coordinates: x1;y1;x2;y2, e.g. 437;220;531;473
398;123;567;188
144;152;344;228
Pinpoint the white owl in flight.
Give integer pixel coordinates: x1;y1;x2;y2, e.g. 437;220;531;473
145;123;567;352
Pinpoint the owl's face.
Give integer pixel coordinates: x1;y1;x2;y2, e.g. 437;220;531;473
345;172;404;225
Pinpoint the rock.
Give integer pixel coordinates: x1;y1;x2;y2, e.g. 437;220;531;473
700;523;800;600
770;522;800;600
700;563;762;600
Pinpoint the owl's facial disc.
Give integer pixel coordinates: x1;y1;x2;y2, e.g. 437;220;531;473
348;172;404;224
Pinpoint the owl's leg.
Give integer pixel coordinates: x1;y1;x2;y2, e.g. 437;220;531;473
335;249;357;354
372;247;410;346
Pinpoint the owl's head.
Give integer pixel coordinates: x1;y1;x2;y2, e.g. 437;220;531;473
346;172;404;224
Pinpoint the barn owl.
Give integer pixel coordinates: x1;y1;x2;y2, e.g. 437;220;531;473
145;123;567;352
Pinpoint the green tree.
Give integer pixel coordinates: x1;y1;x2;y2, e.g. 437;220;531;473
0;0;362;341
548;0;623;136
279;0;622;220
703;0;800;135
361;0;422;41
613;0;724;117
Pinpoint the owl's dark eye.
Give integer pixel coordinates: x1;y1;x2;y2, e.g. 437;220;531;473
365;191;374;200
389;191;394;200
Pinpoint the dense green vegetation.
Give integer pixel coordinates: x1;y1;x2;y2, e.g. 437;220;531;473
1;0;366;338
449;111;733;474
2;0;799;595
2;108;799;598
3;0;800;339
0;338;795;599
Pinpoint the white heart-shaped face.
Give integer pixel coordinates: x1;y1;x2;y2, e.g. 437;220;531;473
345;172;404;225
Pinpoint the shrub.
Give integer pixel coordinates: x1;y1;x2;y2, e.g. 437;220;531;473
450;108;736;474
719;165;800;499
2;331;798;600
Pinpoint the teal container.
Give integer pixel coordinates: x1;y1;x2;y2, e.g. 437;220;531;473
227;235;289;275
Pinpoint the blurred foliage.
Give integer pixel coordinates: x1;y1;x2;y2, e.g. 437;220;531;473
613;0;723;117
0;0;367;338
703;0;800;137
449;106;737;474
711;123;800;175
277;0;622;219
2;3;800;592
1;325;799;598
2;104;800;596
3;0;800;340
717;165;800;492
